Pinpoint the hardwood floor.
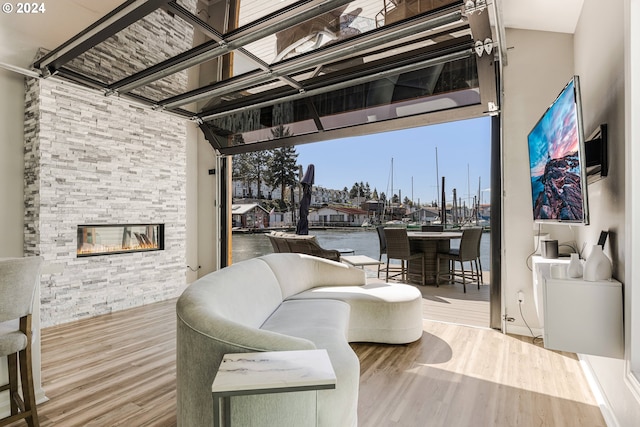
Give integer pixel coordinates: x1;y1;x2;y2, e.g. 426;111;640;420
22;299;178;427
353;322;604;426
7;295;604;427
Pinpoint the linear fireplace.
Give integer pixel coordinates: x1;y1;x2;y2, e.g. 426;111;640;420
77;224;165;257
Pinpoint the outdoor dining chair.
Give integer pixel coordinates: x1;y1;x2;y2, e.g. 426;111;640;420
375;225;387;278
436;227;483;292
383;228;425;286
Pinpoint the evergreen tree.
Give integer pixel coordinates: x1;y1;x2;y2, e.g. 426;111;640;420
232;153;253;197
372;188;379;200
266;146;298;203
349;182;360;199
249;150;271;200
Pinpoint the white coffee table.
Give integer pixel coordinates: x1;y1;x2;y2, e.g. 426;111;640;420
211;349;336;427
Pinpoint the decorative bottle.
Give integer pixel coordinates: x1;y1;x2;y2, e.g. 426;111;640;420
583;245;612;281
566;253;583;278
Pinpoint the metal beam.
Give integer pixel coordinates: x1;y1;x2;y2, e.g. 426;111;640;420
54;68;110;91
160;9;465;109
34;0;171;74
109;0;354;94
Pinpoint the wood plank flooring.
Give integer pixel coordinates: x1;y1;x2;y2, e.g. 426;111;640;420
6;294;604;427
353;322;604;426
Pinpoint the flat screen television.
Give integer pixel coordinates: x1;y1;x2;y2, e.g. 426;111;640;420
527;76;589;224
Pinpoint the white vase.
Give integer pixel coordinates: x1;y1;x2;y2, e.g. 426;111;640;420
583;245;612;281
566;253;583;278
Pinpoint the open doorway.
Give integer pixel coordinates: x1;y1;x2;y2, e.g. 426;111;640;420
230;116;495;329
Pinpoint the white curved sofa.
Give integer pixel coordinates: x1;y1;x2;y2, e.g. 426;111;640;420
176;253;423;427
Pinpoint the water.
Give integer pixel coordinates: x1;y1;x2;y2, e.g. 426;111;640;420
232;229;491;271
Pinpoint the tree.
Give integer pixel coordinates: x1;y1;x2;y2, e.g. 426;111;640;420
349;182;360;199
266;146;298;202
372;188;379;200
233;150;271;199
249;151;271;199
232;153;254;197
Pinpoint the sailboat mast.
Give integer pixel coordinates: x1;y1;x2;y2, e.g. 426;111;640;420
467;163;471;214
478;176;481;223
435;147;439;204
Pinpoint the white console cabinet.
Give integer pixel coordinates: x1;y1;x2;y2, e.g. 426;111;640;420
532;256;623;358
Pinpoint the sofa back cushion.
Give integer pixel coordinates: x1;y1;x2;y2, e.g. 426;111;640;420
185;257;284;329
260;253;366;299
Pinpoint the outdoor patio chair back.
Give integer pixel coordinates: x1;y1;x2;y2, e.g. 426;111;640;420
436;227;483;292
383;228;425;286
375;225;387;278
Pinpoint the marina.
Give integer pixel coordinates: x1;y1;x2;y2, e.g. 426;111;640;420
232;228;491;272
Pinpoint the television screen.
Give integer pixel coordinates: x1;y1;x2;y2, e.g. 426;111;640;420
527;76;589;224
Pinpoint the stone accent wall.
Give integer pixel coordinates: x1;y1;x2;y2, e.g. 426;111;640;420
22;0;198;327
24;76;187;327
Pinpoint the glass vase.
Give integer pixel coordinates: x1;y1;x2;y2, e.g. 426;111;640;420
566;253;583;278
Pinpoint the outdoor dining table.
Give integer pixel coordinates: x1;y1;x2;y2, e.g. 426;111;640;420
406;231;463;285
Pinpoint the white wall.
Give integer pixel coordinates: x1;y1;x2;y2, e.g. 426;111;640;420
575;0;640;426
502;0;640;424
0;69;25;257
573;0;626;267
501;29;575;335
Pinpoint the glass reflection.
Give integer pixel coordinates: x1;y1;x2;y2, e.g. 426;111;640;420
208;55;478;147
237;0;460;65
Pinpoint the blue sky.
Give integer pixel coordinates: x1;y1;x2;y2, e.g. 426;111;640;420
296;117;492;207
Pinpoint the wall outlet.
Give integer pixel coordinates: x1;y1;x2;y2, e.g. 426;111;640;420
517;291;525;303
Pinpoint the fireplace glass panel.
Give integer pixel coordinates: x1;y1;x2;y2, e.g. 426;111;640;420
77;224;164;257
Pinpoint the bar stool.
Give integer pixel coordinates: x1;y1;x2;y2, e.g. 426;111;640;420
0;256;43;427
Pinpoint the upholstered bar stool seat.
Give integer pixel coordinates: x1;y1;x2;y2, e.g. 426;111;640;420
0;256;43;427
0;331;28;356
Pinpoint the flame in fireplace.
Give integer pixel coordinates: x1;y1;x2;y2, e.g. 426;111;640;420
77;225;163;257
77;241;160;255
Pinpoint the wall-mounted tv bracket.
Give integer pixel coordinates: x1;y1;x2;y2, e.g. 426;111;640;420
585;123;608;184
